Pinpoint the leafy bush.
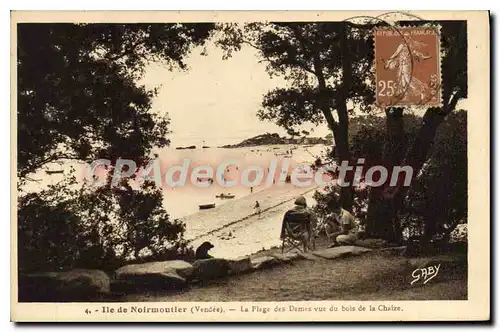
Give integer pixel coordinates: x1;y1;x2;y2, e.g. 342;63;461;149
313;111;467;242
18;172;192;273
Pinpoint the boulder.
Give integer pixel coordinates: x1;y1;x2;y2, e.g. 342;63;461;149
271;252;302;263
336;234;357;245
296;252;318;260
192;258;231;280
19;269;110;302
227;257;253;275
251;256;282;270
115;260;193;279
113;260;193;291
313;246;372;260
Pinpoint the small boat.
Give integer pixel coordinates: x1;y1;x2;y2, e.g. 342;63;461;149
199;203;216;210
45;170;64;174
176;145;197;150
215;193;236;199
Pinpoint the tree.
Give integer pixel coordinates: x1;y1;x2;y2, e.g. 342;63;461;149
405;111;467;242
364;21;468;243
18;193;82;272
314;111;466;242
217;20;467;243
17;23;215;180
216;22;374;209
17;23;215;271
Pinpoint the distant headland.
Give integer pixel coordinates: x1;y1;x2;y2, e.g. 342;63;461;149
219;133;332;148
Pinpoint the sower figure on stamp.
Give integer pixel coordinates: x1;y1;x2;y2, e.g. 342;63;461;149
384;32;432;103
280;196;317;252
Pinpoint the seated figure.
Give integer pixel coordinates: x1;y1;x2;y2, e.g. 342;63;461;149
325;198;359;247
195;241;215;259
280;196;317;252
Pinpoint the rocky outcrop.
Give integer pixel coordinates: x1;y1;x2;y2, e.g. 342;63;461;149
221;133;328;148
227;256;253;275
251;256;282;270
270;252;303;263
312;246;372;260
192;258;231;281
19;269;110;302
113;260;193;292
296;252;318;260
336;234;358;245
221;133;286;148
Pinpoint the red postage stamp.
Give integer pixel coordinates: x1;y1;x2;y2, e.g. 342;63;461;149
374;26;441;107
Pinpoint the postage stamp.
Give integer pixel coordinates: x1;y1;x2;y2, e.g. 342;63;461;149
374;26;442;107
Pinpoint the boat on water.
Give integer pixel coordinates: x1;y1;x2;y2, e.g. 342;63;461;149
199;203;216;210
176;145;196;150
215;193;236;199
45;170;64;174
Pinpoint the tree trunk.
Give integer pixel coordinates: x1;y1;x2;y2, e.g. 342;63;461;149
333;103;354;211
394;110;446;210
365;109;405;242
366;108;447;243
335;22;354;212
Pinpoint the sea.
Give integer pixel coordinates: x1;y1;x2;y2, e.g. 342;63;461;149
20;144;329;257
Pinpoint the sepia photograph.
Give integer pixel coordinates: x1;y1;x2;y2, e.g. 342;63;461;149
10;10;490;322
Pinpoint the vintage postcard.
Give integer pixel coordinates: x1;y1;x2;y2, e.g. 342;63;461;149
10;11;490;322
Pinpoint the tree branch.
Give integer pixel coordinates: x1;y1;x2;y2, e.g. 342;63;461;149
105;39;145;62
445;89;462;114
243;37;318;77
25;176;42;182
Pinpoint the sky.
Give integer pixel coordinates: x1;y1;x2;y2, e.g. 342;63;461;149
139;42;331;148
139;40;469;149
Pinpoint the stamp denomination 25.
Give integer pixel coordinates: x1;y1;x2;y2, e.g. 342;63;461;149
374;26;442;107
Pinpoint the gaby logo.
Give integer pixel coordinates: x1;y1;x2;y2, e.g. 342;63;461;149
411;263;441;285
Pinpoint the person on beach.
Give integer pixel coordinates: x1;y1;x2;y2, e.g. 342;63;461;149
280;196;317;251
254;200;261;218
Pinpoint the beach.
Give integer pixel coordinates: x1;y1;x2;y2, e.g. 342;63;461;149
183;184;319;258
158;144;326;218
160;144;326;258
20;143;328;258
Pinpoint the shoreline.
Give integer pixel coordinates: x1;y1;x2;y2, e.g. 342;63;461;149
181;184;320;259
